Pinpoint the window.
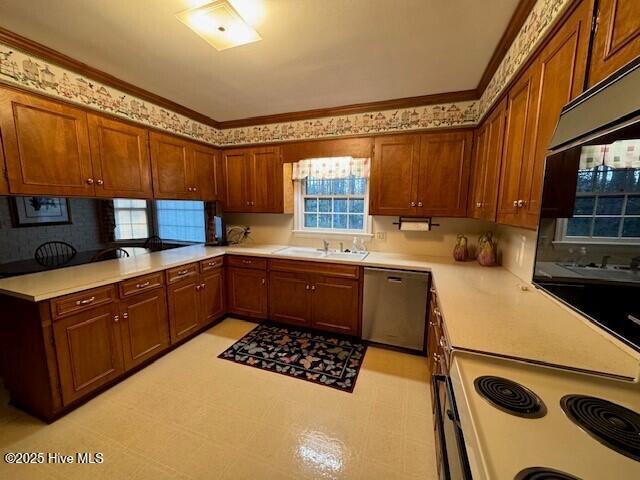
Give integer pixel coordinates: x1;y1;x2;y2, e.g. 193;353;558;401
560;165;640;242
113;199;149;240
155;200;205;243
295;176;370;234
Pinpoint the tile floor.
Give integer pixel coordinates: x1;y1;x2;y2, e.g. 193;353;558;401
0;318;437;479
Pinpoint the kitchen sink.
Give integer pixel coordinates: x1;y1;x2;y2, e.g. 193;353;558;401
275;247;368;261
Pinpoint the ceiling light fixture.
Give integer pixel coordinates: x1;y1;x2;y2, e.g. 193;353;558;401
176;0;262;51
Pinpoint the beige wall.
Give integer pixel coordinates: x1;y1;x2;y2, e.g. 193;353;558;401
224;213;496;257
495;224;538;282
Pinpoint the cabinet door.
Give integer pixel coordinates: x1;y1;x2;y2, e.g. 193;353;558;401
53;304;123;405
226;267;268;318
87;114;153;198
479;99;507;221
497;63;539;225
588;0;640;86
167;279;201;343
251;147;283;212
268;271;310;326
199;268;225;325
0;133;8;195
310;276;360;336
418;131;472;217
193;144;219;201
370;135;421;216
120;288;170;370
520;0;592;229
469;123;489;219
150;132;194;199
0;89;94;196
222;149;250;211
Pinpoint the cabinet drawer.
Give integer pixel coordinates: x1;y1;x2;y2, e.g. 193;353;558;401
166;263;199;284
51;285;116;320
269;259;360;279
200;256;224;272
119;272;164;298
226;255;267;270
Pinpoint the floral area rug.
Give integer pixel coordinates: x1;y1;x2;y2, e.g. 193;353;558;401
218;323;368;393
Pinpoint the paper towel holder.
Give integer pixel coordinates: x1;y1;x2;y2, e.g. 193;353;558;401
392;217;440;231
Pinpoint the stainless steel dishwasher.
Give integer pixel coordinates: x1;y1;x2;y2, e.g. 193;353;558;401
362;267;430;351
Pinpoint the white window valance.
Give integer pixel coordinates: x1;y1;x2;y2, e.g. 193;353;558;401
580;141;640;170
291;157;370;180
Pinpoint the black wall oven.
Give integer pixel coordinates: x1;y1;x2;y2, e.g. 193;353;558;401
534;59;640;351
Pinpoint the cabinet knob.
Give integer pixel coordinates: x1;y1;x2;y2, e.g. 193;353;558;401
96;179;104;186
513;200;518;207
517;199;524;207
417;201;423;207
114;315;119;323
193;187;197;192
196;285;201;291
305;284;310;290
246;201;250;206
410;201;416;207
476;202;482;208
122;312;128;320
261;278;266;285
311;285;316;291
201;283;206;289
86;178;94;185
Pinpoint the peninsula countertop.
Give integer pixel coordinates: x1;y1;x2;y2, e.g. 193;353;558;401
0;244;637;380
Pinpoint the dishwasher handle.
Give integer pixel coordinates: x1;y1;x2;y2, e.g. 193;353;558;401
387;276;403;283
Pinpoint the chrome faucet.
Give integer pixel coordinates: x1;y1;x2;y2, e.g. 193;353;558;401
322;240;330;254
600;255;611;269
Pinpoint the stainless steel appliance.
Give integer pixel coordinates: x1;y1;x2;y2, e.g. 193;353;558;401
362;267;429;350
534;57;640;351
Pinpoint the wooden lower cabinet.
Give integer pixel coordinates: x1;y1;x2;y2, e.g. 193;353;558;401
310;276;360;335
53;303;124;405
119;288;170;370
199;268;225;324
269;271;310;326
227;267;268;318
167;278;201;343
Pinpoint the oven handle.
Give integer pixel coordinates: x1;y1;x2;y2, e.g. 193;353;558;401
432;375;452;480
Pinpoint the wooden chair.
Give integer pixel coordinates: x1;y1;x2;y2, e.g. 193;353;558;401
90;247;130;262
34;241;77;267
143;235;164;252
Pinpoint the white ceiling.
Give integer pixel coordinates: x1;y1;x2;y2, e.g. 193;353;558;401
0;0;519;121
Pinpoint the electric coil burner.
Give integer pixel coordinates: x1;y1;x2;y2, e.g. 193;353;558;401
474;376;546;418
560;395;640;462
514;467;582;480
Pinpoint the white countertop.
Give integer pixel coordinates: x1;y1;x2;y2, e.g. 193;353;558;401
0;244;637;379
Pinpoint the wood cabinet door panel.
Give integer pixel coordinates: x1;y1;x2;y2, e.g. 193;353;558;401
200;268;225;324
87;114;152;198
310;276;360;335
0;90;94;196
226;267;268;318
193;144;218;200
222;150;250;211
268;271;310;326
469;125;489;219
167;280;200;343
370;135;420;216
0;133;8;195
497;64;539;225
418;131;472;217
53;304;123;405
150;132;193;199
120;289;170;370
521;0;591;229
589;0;640;86
252;147;282;212
480;99;507;221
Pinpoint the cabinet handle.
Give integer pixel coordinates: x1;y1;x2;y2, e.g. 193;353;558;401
200;283;206;289
114;315;119;323
311;285;316;291
433;352;441;363
136;281;150;289
86;178;94;185
246;201;250;206
434;307;441;317
123;312;128;320
177;269;189;276
242;260;252;264
207;261;217;266
261;278;266;285
76;296;95;305
410;201;416;207
476;202;482;208
517;199;524;207
96;179;104;186
305;284;310;290
193;187;197;192
513;200;518;207
417;201;423;207
196;285;201;291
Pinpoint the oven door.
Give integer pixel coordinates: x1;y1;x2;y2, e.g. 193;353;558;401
432;375;472;480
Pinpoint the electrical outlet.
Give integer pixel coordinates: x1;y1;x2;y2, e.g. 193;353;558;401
376;231;387;241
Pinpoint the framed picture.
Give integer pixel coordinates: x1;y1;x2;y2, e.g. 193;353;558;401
10;196;72;227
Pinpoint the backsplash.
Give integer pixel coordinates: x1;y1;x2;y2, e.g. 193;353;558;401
496;224;538;282
0;197;105;263
224;213;496;257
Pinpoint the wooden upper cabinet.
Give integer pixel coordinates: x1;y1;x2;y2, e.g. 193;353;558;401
0;89;95;196
150;132;195;199
588;0;640;86
251;147;283;213
520;0;592;229
497;62;540;226
52;303;123;405
469;123;489;220
417;131;472;217
0;133;8;195
193;144;219;201
222;149;250;211
87;114;153;198
370;134;421;216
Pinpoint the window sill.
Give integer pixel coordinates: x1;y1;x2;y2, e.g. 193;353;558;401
292;229;374;239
